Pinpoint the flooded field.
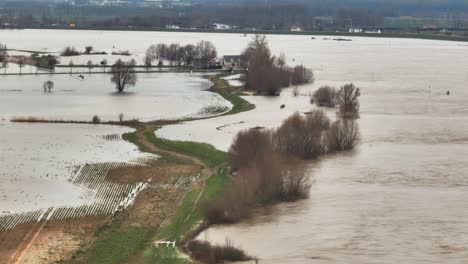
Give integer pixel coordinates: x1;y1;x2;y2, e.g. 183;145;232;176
0;72;229;121
0;122;151;217
2;29;468;262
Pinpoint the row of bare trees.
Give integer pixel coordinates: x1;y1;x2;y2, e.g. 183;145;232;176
204;107;360;224
144;40;217;67
241;35;314;95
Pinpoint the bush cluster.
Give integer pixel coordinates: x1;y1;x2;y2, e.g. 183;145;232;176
205;109;360;224
187;239;253;264
242;35;314;95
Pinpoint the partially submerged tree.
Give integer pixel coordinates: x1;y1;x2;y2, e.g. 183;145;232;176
272;110;330;159
69;60;74;74
0;43;8;63
109;59;137;92
337;83;360;118
18;57;25;75
3;60;8;74
291;65;314;85
87;60;93;73
43;80;54;93
100;59;108;72
241;35;313;96
313;85;337;107
326;119;360;151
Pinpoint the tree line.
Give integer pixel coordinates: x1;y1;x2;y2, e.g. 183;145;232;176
144;41;217;67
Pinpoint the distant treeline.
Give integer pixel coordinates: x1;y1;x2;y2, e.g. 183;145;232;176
1;1;468;30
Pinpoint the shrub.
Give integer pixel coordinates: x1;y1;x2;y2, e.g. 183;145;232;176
279;166;311;201
326;119;360;151
272;110;330;159
61;46;80;56
85;46;93;54
313;85;337;107
291;65;314;85
187;239;253;264
92;115;101;124
228;128;273;171
337;83;360;119
205;147;309;224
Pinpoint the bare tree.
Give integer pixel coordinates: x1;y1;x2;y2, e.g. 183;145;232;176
195;40;217;66
326;119;360;151
146;43;167;66
143;54;152;70
100;59;108;73
43;80;54;93
87;60;93;73
85;46;93;54
35;59;41;74
291;65;314;85
181;44;196;66
3;60;8;74
337;83;360;119
109;59;137;93
18;58;25;75
69;60;74;74
0;43;8;63
167;43;181;66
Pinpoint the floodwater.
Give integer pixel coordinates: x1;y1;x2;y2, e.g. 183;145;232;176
0;122;150;214
0;71;229;215
0;72;229;121
154;36;468;263
2;30;468;262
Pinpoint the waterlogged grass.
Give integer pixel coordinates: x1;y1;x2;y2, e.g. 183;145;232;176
144;130;227;168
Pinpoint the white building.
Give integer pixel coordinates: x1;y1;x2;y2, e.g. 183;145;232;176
349;28;363;33
213;23;232;30
290;26;302;32
166;25;180;29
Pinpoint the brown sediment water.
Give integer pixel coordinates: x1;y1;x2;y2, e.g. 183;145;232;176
1;30;468;262
154;35;468;263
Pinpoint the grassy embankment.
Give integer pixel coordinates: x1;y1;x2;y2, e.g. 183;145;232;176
66;73;253;264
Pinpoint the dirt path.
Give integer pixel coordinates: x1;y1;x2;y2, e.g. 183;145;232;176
136;126;216;183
